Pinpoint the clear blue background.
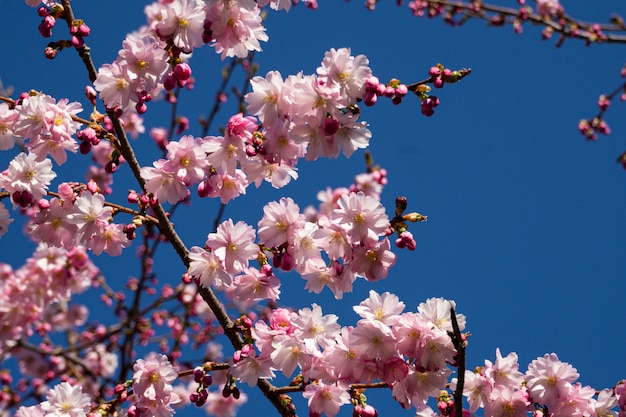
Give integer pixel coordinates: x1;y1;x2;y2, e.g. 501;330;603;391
1;1;625;416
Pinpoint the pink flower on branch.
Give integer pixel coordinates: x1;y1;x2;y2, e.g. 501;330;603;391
154;0;206;51
302;381;351;417
0;201;13;238
65;191;113;244
133;352;179;402
525;353;580;408
188;246;233;288
331;191;389;247
233;266;281;301
205;0;269;60
350;237;396;282
40;382;91;417
206;219;259;274
2;152;56;207
257;197;305;247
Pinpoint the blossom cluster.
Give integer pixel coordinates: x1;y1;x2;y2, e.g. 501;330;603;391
140;47;375;206
0;92;82;165
451;350;622;417
0;153;131;254
93;0;274;112
229;292;465;417
0;244;98;355
188;176;395;302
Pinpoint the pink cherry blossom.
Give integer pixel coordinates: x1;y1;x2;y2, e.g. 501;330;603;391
350;237;396;282
536;0;561;17
141;159;190;204
203;390;247;417
2;152;56;205
292;303;340;354
270;335;311;377
164;135;208;185
353;290;405;326
205;219;259;274
331;191;389;247
230;351;276;386
117;33;169;94
0;102;18;150
460;369;493;413
133;352;178;401
93;61;134;111
40;382;91;417
241;159;298;189
65;191;113;243
302;381;351;417
349;318;396;359
205;169;248;204
233;266;281;301
485;386;530;417
0;201;13;238
417;297;466;333
12;94;81;164
28;197;78;247
257;197;305;247
484;348;524;388
205;0;269;60
87;222;130;256
245;71;285;123
525;353;580;408
316;47;372;103
187;246;233;288
300;257;356;299
154;0;206;51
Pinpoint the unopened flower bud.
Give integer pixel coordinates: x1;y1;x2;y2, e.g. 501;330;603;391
395;196;408;215
44;47;57;59
174;63;192;81
193;367;205;383
403;212;427;222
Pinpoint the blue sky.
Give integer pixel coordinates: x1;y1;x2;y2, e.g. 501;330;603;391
1;1;626;416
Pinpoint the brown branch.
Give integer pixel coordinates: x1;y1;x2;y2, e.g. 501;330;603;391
414;0;626;44
450;306;466;417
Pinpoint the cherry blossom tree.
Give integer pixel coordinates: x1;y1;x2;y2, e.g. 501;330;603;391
0;1;625;417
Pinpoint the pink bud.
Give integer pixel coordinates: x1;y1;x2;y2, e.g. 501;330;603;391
38;199;50;210
197;180;212;198
383;86;396;98
79;141;91;154
323;117;340;136
363;90;378;106
87;180;98;194
280;251;295;271
261;263;273;276
105;161;117;174
135;101;147;114
429;66;441;77
78;23;90;37
71;35;84;49
163;74;177;91
128;191;139;204
395;84;408;97
174;63;192;81
365;76;380;91
44;47;57;59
